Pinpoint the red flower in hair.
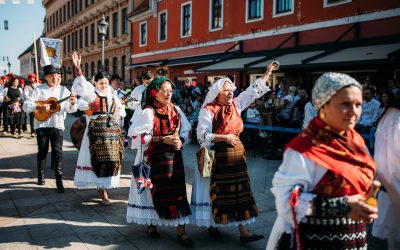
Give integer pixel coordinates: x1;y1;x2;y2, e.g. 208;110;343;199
150;89;158;99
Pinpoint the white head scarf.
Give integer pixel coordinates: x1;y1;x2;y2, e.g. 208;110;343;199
201;77;237;109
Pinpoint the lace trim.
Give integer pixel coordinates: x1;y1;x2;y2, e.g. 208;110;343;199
198;127;215;148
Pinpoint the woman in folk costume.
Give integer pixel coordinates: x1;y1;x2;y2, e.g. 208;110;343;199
0;77;25;139
126;77;194;247
372;95;400;250
191;63;276;244
266;73;378;250
71;52;125;205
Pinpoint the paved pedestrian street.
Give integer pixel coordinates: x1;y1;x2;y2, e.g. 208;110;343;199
0;115;387;249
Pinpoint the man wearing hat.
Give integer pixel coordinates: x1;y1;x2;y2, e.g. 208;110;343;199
23;65;77;193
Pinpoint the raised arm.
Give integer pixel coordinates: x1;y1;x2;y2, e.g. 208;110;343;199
234;63;275;112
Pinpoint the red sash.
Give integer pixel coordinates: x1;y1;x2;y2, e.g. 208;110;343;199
286;117;376;197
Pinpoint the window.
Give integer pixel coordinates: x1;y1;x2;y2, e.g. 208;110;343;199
273;0;293;17
72;0;75;16
105;59;109;73
63;5;66;22
210;0;223;31
84;63;88;76
181;2;192;37
59;9;62;24
79;29;83;49
67;1;70;18
97;60;101;71
246;0;263;22
72;32;75;51
75;30;78;50
79;0;83;12
106;16;110;40
67;34;71;52
84;26;89;47
112;12;118;37
139;21;147;46
323;0;351;7
122;8;128;34
63;37;66;54
158;11;167;42
112;57;118;75
56;10;58;26
90;23;95;45
85;0;89;8
91;61;95;76
121;55;126;80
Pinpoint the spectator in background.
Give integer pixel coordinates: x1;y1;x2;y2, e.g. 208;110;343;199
385;79;398;93
276;85;296;126
377;90;395;118
356;86;381;134
302;101;317;129
291;86;310;128
109;74;122;94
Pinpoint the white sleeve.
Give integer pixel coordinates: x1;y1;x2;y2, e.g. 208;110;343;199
23;87;38;113
128;108;154;138
0;88;7;103
176;106;191;145
196;108;215;148
77;97;90;111
60;87;77;113
233;78;270;113
127;87;142;110
72;75;96;103
113;95;126;118
271;148;327;233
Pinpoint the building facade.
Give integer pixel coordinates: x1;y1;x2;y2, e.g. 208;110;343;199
128;0;400;89
43;0;132;84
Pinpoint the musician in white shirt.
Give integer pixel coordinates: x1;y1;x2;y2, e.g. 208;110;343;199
23;65;77;193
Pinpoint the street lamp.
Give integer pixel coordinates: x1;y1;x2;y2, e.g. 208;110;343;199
3;69;6;75
98;15;109;70
7;62;11;73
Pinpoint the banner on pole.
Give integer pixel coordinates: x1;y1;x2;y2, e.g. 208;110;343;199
40;38;62;68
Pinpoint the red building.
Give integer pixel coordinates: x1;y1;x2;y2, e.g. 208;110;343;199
128;0;400;90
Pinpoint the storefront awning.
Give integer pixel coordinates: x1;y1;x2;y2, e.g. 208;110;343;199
195;56;265;72
126;60;166;69
307;43;400;65
246;51;324;69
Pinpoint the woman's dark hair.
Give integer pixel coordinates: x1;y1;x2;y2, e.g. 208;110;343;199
379;91;395;108
377;90;400;124
142;71;154;81
94;70;110;82
7;77;20;88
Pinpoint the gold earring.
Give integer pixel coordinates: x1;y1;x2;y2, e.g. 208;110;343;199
319;113;326;119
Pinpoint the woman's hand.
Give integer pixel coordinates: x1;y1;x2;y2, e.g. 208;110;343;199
225;134;240;147
69;95;77;105
163;135;183;150
261;63;278;86
346;194;378;223
72;52;81;69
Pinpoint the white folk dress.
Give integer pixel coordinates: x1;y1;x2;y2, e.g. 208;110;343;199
190;78;270;227
72;75;126;189
126;105;192;226
372;108;400;243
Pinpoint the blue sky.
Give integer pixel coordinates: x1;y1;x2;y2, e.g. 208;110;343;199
0;0;45;76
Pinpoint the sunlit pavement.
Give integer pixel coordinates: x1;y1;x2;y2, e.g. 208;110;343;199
0;114;386;249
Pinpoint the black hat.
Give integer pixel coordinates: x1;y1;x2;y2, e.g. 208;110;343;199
43;65;63;76
110;74;122;81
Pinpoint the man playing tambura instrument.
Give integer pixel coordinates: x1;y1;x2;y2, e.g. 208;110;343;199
23;65;77;193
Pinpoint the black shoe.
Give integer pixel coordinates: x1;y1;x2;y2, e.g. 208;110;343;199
208;226;221;239
147;225;160;239
240;234;264;244
177;233;194;247
37;179;45;185
56;183;65;193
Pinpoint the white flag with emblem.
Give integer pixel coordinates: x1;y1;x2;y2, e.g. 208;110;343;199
40;38;62;68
